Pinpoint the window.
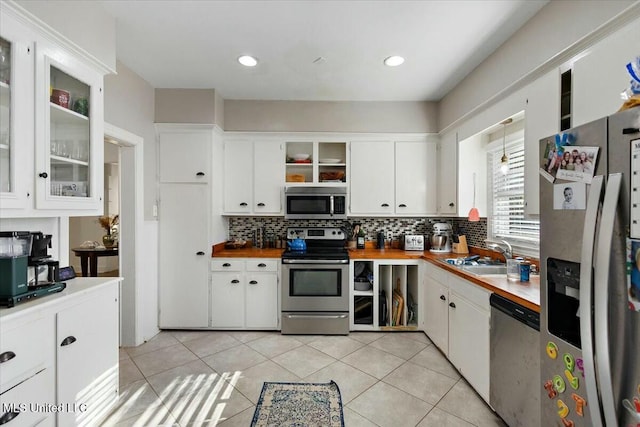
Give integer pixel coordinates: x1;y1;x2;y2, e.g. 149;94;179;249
487;132;540;252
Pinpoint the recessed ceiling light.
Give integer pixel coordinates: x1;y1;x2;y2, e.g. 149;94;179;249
384;56;405;67
238;55;258;67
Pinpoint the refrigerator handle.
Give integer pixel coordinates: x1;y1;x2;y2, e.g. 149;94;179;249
594;173;623;427
579;174;605;427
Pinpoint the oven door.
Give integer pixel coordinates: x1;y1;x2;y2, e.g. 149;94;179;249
281;261;349;312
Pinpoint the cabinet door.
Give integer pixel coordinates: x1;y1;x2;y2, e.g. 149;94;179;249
159;184;209;328
253;141;283;214
0;22;32;212
438;133;457;215
56;284;119;426
448;292;490;402
349;141;394;214
159;130;210;183
35;46;104;213
423;277;449;355
211;272;245;328
246;272;278;328
223;140;253;214
524;68;559;216
395;141;437;215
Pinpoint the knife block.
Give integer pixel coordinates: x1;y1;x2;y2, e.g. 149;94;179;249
452;235;469;254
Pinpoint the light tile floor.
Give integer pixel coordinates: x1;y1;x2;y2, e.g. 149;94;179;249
103;331;506;427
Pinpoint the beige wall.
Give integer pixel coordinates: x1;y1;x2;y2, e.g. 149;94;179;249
155;89;220;124
439;0;637;131
224;100;437;133
104;61;156;220
16;0;116;72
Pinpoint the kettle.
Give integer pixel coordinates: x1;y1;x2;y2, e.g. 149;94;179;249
287;238;307;251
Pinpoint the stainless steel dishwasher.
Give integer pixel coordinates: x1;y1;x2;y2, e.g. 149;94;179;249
490;293;540;427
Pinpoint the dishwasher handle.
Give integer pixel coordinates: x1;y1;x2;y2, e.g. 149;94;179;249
490;293;539;331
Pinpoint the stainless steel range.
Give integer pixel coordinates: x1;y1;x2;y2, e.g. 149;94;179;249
281;227;349;335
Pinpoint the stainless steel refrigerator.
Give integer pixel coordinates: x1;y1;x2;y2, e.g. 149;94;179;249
540;107;640;427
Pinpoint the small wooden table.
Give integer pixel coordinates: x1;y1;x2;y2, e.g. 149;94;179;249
72;247;119;277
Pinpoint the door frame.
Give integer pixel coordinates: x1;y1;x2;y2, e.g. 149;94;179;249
104;122;144;346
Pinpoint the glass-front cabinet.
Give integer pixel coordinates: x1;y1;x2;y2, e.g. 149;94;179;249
0;38;12;197
35;47;103;211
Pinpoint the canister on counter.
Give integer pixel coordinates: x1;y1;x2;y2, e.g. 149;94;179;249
520;261;531;282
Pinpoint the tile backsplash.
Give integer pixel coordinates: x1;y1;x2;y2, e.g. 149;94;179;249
228;217;488;248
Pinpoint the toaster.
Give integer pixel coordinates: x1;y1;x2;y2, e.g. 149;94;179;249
403;235;425;251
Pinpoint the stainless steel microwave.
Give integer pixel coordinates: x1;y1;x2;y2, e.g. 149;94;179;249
284;187;347;220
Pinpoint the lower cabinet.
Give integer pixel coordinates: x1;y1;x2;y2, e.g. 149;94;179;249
423;262;491;403
0;278;119;426
211;258;279;329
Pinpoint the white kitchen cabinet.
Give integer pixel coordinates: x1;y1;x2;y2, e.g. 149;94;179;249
158;129;210;183
350;139;437;216
523;68;560;216
285;141;347;186
423;262;491;403
223;140;283;215
350;259;420;331
56;283;119;426
159;184;210;328
34;42;104;213
211;258;279;329
437;132;458;215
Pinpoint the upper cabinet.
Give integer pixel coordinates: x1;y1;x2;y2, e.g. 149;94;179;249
437;132;457;215
159;127;210;183
350;138;437;216
223;139;284;215
0;7;109;217
285;141;347;186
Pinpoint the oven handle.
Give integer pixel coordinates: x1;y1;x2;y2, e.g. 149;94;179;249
283;313;349;319
282;259;349;264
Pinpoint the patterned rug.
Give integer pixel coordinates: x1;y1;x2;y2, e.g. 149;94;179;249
251;381;344;427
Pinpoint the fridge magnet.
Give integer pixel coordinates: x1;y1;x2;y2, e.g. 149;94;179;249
553;374;567;393
553;182;586;210
557;399;570;418
576;358;584;378
546;341;559;359
540;133;576;183
571;393;586;417
561;418;575;427
626;238;640;312
555;146;599;183
564;369;579;390
544;380;558;399
563;353;575;372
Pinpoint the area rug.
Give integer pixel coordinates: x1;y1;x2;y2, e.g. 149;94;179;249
250;380;344;427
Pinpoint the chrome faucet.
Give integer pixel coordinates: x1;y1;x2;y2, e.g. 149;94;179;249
488;240;513;260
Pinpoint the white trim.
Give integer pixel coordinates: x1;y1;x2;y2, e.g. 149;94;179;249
1;0;115;75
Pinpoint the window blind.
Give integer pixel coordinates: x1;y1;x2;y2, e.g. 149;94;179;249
488;139;540;248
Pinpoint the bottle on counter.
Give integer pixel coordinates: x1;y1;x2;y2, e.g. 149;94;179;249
357;227;366;249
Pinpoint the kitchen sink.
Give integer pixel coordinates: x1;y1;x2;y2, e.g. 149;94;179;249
459;265;507;275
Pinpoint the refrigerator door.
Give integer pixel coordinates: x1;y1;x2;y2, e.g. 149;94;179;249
540;118;607;427
605;108;640;426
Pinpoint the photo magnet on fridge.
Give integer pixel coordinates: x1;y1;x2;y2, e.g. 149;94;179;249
553;182;586;210
555;146;599;184
626;238;640;312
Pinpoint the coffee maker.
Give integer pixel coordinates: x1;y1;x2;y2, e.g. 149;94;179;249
430;223;453;253
0;231;66;308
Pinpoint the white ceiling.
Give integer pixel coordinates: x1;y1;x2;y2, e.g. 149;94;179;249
99;0;548;102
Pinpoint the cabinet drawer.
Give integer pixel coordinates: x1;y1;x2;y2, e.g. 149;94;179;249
245;259;278;272
0;368;53;426
0;316;50;394
426;262;450;285
211;259;244;271
448;275;491;310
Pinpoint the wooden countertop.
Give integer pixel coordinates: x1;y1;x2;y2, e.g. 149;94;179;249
211;244;540;312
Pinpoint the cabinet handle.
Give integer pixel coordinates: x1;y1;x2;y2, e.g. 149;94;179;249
0;410;19;424
38;172;48;179
222;263;231;267
0;351;16;363
449;302;456;309
381;203;389;207
249;280;258;285
258;263;267;268
231;279;240;284
398;204;407;208
622;127;639;134
60;336;77;346
196;251;205;256
240;202;248;207
257;203;265;207
449;202;455;207
439;295;446;301
196;172;205;176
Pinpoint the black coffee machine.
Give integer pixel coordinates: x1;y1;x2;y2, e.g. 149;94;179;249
28;232;60;287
